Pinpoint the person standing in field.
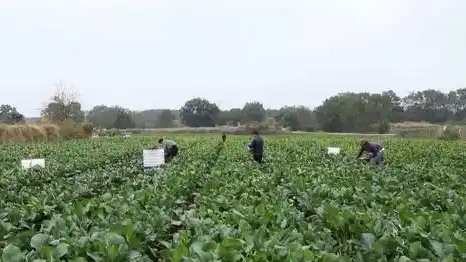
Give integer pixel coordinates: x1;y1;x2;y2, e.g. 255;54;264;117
357;140;384;165
157;138;178;163
222;132;226;142
247;131;264;164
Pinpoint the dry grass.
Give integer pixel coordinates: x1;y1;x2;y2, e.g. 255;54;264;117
0;121;92;143
390;122;466;139
390;121;436;128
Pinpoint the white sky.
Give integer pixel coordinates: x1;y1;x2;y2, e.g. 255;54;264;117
1;0;465;116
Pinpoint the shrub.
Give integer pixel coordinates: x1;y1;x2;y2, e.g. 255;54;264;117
378;120;391;134
438;125;460;141
81;122;94;137
41;124;60;139
57;120;86;139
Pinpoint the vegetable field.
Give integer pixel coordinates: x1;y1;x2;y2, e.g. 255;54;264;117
1;135;465;262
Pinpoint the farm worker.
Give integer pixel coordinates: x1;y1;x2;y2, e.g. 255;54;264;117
158;138;179;163
357;140;384;165
247;130;264;164
222;132;226;142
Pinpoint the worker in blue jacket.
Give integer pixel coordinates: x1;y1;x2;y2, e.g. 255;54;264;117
247;131;264;164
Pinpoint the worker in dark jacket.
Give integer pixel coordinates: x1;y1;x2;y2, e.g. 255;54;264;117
158;138;178;163
357;140;384;165
247;131;264;164
222;132;226;142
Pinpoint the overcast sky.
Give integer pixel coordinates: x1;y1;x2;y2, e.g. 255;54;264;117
1;0;465;116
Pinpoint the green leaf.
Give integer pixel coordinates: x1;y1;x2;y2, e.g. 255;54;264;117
398;256;411;262
2;244;24;262
101;192;112;201
171;220;182;226
280;218;288;228
321;252;339;262
128;251;142;260
69;258;87;262
86;252;103;262
190;242;212;260
231;209;245;218
0;222;15;233
53;243;69;259
453;236;466;253
303;250;314;260
430;240;444;257
441;256;455;262
409;241;421;258
105;232;126;245
221;238;243;249
171;236;188;262
360;233;376;249
30;234;49;250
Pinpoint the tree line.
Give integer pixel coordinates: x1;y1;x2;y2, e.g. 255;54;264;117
2;86;466;133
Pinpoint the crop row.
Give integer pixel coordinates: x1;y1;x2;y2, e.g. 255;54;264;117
161;136;466;261
0;136;224;261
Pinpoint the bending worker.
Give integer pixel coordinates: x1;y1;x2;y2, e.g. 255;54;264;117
158;138;178;163
357;140;384;165
247;131;264;164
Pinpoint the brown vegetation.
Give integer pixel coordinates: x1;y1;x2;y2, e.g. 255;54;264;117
0;121;93;143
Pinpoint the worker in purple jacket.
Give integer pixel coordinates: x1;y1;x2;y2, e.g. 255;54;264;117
357;140;384;165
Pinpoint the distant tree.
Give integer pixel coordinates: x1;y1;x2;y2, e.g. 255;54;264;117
377;119;391;134
241;101;266;123
155;109;176;128
266;108;280;119
0;104;25;124
277;106;300;131
113;108;135;129
277;106;317;131
402;89;452;123
450;88;466;121
77;86;466;133
41;82;84;122
216;108;242;126
314;91;404;132
88;106;180;128
295;106;319;131
132;109;175;128
180;98;220;127
87;105;120;129
315;93;373;132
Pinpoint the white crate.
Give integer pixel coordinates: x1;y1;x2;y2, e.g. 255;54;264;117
143;149;165;172
327;147;340;155
21;159;45;170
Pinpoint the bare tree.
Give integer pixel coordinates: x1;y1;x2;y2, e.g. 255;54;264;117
41;82;84;122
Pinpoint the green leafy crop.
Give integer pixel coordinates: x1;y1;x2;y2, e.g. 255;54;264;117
0;134;465;261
